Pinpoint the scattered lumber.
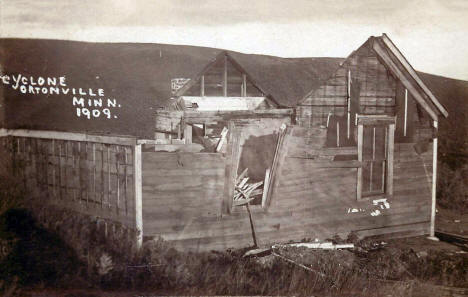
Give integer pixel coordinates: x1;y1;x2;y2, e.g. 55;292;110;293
233;168;265;248
233;168;263;205
273;242;354;250
243;247;272;257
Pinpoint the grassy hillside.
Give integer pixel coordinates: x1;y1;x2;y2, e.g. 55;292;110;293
418;72;468;168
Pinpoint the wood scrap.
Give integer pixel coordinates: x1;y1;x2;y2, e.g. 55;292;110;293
232;167;266;248
236;168;249;184
261;168;270;208
216;126;228;152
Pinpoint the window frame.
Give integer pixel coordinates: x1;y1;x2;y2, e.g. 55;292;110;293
356;115;395;201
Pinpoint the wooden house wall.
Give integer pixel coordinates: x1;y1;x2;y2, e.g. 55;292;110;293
267;126;432;241
297;41;435;150
1;136;136;227
298;43;397;128
141;152;230;248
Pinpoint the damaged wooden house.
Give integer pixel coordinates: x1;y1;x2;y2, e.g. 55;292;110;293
0;34;447;251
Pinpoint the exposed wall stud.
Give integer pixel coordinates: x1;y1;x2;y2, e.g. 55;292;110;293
134;144;143;249
404;88;408;137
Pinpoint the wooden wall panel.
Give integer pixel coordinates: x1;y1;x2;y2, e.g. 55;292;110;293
266;126;432;246
142;152;226;238
299;41;397;128
3;136;136;227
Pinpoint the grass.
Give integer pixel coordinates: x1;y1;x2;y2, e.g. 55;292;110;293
3;206;466;296
437;162;468;213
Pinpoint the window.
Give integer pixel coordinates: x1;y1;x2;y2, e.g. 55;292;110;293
357;115;395;200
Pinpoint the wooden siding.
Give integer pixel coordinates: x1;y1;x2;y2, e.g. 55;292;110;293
268;126;432;242
299;43;397;128
155;109;293;133
142;152;226;244
141;125;433;252
1;135;136;227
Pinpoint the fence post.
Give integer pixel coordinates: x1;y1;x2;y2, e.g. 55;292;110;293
134;144;143;248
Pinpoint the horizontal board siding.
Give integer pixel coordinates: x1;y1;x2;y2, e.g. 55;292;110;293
140;122;433;252
264;127;432;249
299;42;397;128
142;152;226;237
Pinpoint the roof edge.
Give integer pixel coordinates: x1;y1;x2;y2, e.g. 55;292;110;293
380;33;448;118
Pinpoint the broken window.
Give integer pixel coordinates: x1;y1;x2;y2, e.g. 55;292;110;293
357;115;395;200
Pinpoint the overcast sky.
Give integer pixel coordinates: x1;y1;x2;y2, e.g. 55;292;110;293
1;0;467;80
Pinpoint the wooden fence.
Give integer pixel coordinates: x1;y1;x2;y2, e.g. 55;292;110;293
0;129;143;246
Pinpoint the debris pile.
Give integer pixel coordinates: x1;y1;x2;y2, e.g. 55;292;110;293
233;168;264;206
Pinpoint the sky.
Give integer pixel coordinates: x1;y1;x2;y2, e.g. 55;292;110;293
1;0;467;80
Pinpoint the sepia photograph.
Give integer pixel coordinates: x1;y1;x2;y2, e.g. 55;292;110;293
0;1;467;296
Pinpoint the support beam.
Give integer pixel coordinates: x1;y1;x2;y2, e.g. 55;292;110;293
184;125;192;144
428;120;439;241
386;123;395;197
133;144;143;249
347;70;351;139
356;124;363;201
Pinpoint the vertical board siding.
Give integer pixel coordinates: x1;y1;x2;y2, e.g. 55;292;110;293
3;136;136;228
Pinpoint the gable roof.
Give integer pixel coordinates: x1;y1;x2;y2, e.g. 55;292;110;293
298;34;448;121
0;38;343;110
175;50;343;107
173;51;274;103
372;34;448;120
226;51;341;107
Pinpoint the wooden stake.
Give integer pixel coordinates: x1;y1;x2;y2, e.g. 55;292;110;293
245;203;258;248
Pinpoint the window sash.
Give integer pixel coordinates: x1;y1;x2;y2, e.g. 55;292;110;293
357;116;395;200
